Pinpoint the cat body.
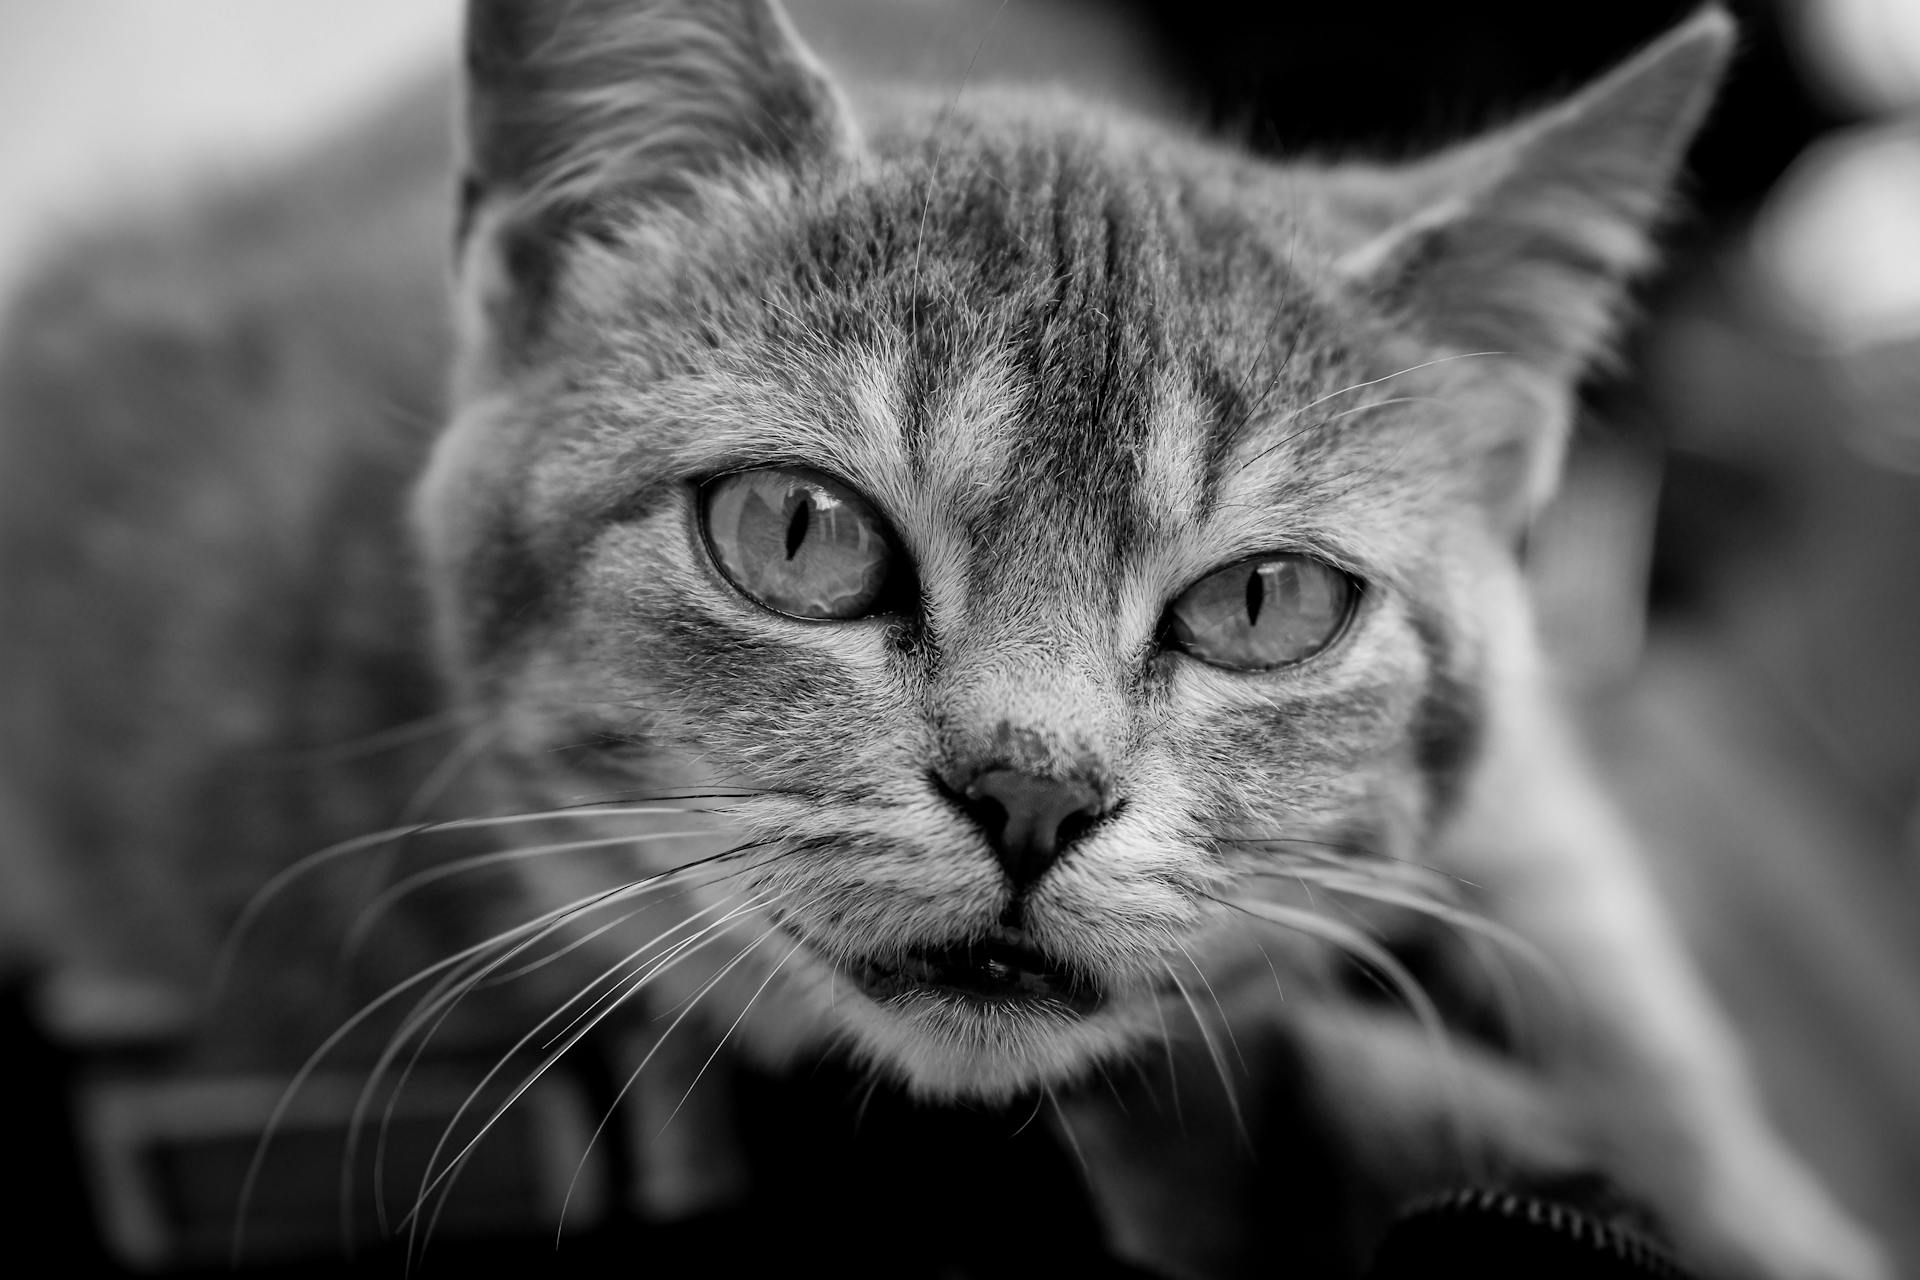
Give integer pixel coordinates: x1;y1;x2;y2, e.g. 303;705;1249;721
0;3;1889;1277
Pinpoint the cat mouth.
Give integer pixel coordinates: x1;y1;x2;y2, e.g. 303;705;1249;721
846;931;1103;1016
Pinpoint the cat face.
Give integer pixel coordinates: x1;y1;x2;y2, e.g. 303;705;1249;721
416;1;1728;1100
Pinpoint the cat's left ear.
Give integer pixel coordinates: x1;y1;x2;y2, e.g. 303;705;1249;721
1325;7;1733;516
458;0;857;356
1335;8;1732;372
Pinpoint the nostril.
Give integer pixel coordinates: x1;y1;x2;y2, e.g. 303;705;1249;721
968;793;1010;842
1054;808;1098;849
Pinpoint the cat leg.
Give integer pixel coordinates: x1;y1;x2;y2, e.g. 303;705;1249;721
1063;989;1607;1278
1445;665;1889;1280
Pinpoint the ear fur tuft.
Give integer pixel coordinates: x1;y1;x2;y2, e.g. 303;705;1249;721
1334;5;1735;376
457;0;855;352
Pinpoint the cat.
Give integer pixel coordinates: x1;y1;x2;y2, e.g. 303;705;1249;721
0;1;1891;1277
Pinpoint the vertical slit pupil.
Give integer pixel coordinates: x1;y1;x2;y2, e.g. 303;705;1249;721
1244;564;1265;627
785;496;812;560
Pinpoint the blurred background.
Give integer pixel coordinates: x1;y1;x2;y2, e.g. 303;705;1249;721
1;0;1916;1275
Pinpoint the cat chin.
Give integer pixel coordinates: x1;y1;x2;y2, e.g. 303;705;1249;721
820;980;1147;1104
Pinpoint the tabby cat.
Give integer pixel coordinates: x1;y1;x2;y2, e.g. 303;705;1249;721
0;1;1889;1277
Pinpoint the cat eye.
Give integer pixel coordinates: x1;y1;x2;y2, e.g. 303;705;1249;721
701;468;896;620
1165;555;1356;671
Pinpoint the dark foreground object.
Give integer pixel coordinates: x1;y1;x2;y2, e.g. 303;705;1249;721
1367;1186;1695;1279
15;965;1699;1280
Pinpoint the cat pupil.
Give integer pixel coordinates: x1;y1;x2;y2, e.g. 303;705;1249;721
1244;565;1265;628
785;496;811;561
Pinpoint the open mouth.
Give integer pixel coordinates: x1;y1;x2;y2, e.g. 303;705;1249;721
848;931;1103;1016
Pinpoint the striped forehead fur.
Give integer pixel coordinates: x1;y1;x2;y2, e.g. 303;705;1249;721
468;100;1476;620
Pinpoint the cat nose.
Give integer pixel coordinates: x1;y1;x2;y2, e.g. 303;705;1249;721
959;769;1107;890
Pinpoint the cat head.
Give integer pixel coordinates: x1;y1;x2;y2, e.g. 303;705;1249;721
415;0;1731;1100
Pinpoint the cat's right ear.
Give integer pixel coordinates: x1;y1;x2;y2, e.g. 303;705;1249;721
457;0;856;361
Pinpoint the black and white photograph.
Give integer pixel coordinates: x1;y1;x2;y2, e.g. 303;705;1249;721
2;2;1917;1276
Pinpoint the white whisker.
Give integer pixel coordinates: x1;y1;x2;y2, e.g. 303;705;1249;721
1274;352;1504;425
553;917;799;1244
1147;992;1184;1133
1273;864;1556;992
234;890;633;1266
1009;1089;1050;1139
398;722;500;825
340;723;503;982
535;891;768;1053
1046;1088;1091;1182
235;844;751;1262
658;934;800;1134
1173;941;1248;1074
1161;959;1248;1147
1219;895;1444;1040
1268;863;1568;1055
1232;352;1505;476
398;891;780;1256
215;802;741;1000
1216;893;1472;1163
340;828;721;961
359;876;761;1236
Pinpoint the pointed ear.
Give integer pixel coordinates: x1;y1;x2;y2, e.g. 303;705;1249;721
458;0;856;347
1332;7;1734;377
